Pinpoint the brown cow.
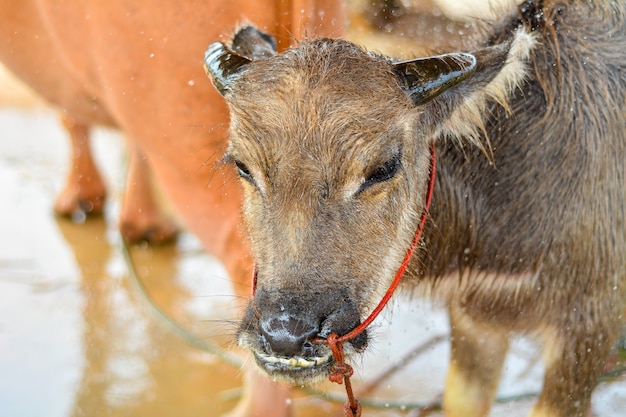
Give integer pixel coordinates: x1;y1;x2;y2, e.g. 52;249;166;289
0;1;344;416
205;0;625;416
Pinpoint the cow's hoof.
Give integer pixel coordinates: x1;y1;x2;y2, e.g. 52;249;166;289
119;213;179;245
54;188;107;222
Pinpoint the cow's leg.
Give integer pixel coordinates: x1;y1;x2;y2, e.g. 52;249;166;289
119;146;178;244
54;114;107;219
224;370;292;417
444;304;509;417
529;322;615;417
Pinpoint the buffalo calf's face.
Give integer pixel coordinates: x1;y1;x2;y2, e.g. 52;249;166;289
205;26;534;384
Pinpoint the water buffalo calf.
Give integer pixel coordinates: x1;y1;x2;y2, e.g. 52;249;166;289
205;1;625;416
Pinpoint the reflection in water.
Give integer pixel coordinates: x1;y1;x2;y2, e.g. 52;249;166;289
57;217;148;415
54;217;243;417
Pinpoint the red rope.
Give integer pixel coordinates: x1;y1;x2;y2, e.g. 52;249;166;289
321;141;437;416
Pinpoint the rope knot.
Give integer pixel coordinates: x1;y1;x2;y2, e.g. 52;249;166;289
326;332;353;384
330;361;354;384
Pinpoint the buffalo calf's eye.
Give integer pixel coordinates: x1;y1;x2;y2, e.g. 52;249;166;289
360;156;401;192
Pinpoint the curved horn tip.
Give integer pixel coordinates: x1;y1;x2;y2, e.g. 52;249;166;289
204;42;225;65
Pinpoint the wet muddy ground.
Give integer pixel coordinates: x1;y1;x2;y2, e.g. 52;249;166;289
1;4;625;417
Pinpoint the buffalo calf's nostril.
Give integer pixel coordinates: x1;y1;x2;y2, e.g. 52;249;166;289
260;315;319;357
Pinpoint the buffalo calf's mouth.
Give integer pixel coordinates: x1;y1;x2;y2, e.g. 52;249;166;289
255;350;333;369
239;331;337;384
237;287;368;384
237;289;367;385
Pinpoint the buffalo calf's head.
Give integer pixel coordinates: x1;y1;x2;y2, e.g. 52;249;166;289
204;25;534;384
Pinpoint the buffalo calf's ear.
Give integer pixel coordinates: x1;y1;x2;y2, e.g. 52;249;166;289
394;28;535;148
231;25;277;59
204;42;251;96
394;53;477;106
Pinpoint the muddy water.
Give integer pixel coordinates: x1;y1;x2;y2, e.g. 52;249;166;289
1;13;625;417
0;108;241;417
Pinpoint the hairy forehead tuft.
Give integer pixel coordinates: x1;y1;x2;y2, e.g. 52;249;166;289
227;38;414;114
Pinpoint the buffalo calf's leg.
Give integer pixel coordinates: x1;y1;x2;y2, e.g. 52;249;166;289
529;324;614;417
444;305;509;417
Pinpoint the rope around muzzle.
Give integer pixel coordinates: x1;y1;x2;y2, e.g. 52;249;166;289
250;141;437;417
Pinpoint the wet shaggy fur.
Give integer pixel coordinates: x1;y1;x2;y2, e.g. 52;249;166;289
206;1;626;416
